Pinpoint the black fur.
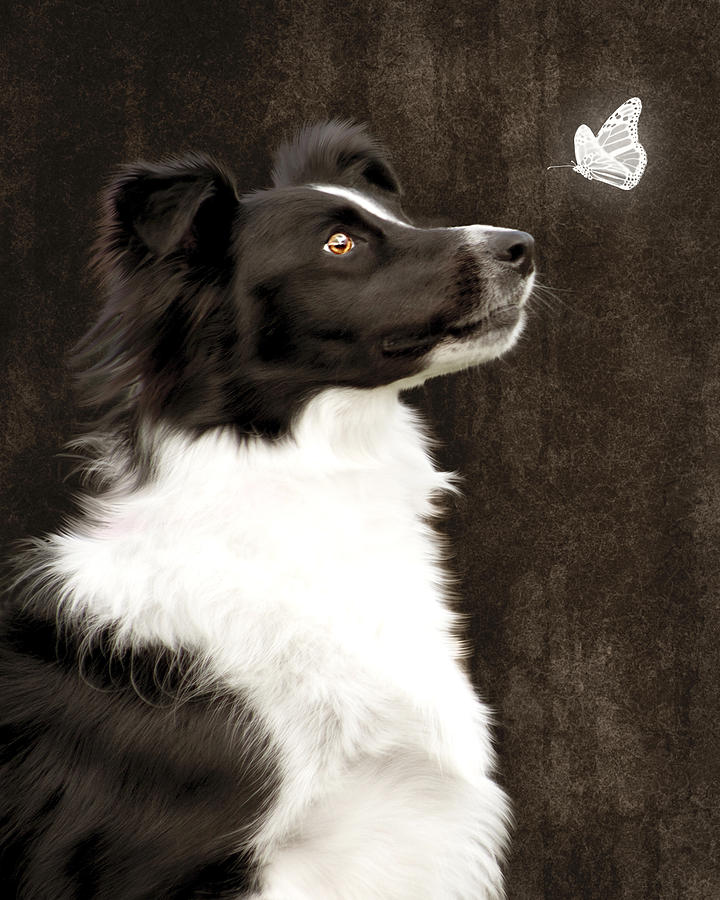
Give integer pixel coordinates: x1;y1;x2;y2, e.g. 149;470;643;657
0;602;277;898
270;120;404;201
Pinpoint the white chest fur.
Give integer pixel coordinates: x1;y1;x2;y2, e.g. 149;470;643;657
53;388;455;683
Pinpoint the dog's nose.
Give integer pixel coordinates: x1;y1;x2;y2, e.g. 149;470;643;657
485;229;535;276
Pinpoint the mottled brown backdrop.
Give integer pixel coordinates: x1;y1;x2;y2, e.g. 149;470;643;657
2;1;718;897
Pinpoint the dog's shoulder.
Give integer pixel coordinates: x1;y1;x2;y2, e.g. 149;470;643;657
0;589;279;898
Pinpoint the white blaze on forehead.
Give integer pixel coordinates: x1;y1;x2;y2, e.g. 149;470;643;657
458;224;514;243
309;188;516;242
309;184;413;229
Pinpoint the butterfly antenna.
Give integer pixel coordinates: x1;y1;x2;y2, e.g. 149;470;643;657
546;162;576;170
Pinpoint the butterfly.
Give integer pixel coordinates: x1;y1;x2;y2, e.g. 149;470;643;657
548;97;647;190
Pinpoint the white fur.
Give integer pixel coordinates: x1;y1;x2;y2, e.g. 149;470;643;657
310;184;413;227
39;383;511;898
422;302;529;382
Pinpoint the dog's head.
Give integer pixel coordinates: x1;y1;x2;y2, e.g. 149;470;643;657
82;120;534;439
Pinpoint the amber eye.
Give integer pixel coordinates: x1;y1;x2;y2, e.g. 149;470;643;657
324;232;354;255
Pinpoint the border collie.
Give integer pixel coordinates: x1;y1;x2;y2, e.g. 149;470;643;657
0;121;534;899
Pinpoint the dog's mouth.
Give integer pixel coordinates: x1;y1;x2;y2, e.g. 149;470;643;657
380;304;520;358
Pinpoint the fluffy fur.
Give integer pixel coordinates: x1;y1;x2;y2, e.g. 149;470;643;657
0;120;535;898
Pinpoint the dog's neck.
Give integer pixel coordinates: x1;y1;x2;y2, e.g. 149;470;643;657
124;385;447;495
42;385;457;665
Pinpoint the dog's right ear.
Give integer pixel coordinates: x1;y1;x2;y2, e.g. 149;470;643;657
98;154;239;272
271;120;403;198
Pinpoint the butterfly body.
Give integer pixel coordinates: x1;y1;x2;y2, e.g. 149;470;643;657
552;97;647;190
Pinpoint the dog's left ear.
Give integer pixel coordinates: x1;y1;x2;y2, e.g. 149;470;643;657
271;120;403;197
101;154;239;270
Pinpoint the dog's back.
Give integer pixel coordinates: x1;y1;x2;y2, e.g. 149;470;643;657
1;121;534;899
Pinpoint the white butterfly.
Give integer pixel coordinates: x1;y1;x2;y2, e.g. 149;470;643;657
548;97;647;190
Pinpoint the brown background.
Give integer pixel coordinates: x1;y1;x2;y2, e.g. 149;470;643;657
1;1;718;897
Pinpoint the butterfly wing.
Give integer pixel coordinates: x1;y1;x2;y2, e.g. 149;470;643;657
574;124;598;166
573;125;629;185
584;153;635;189
595;97;647;184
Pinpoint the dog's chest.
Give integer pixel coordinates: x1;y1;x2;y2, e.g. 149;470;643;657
54;397;462;697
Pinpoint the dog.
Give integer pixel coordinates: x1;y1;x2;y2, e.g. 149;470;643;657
0;121;534;899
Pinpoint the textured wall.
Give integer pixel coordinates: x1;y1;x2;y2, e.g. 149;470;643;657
1;2;718;897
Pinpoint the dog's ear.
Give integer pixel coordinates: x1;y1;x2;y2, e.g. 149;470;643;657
271;120;403;197
100;154;239;269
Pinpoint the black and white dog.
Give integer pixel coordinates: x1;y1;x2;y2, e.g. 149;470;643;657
0;121;534;899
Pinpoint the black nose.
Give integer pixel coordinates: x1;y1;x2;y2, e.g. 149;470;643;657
485;229;535;276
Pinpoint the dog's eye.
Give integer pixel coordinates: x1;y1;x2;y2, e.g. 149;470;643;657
324;233;354;255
